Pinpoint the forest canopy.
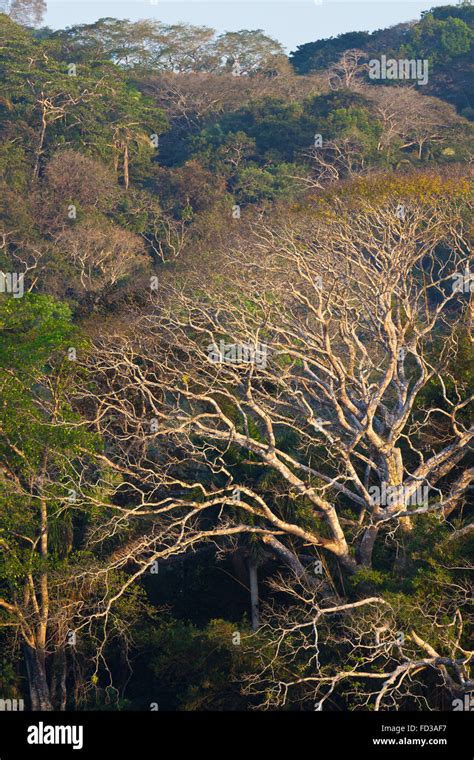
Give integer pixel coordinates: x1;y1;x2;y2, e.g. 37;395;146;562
0;3;472;713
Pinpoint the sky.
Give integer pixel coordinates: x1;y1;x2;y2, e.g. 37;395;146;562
44;0;453;53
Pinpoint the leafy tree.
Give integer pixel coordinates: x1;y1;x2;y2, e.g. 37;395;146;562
215;29;286;75
403;13;474;64
51;19;286;75
0;15;167;182
0;295;83;708
290;31;371;73
0;294;152;708
233;163;308;204
0;0;46;26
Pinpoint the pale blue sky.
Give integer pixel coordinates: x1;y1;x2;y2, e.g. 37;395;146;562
45;0;452;53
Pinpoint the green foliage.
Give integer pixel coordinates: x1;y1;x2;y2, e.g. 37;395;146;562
234;163;307;203
0;14;167;181
50;18;285;75
137;616;257;710
0;8;472;713
290;31;372;73
0;294;74;368
0;295;99;581
289;6;474;117
402;13;474;64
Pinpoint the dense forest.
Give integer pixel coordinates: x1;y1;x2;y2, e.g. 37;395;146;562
0;1;473;713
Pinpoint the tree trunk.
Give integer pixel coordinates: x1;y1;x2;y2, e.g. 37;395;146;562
249;560;259;631
123;144;129;190
393;518;412;573
24;644;52;711
358;524;379;567
261;535;306;577
50;646;67;711
33;104;47;180
386;447;412;571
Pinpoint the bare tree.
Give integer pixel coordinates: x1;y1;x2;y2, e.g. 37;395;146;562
242;568;473;710
54;219;149;293
306;136;372;184
368;86;454;160
328;49;369;91
1;0;46;27
71;177;472;615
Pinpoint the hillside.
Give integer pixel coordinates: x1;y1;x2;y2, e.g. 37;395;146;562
290;4;474;117
0;3;472;718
